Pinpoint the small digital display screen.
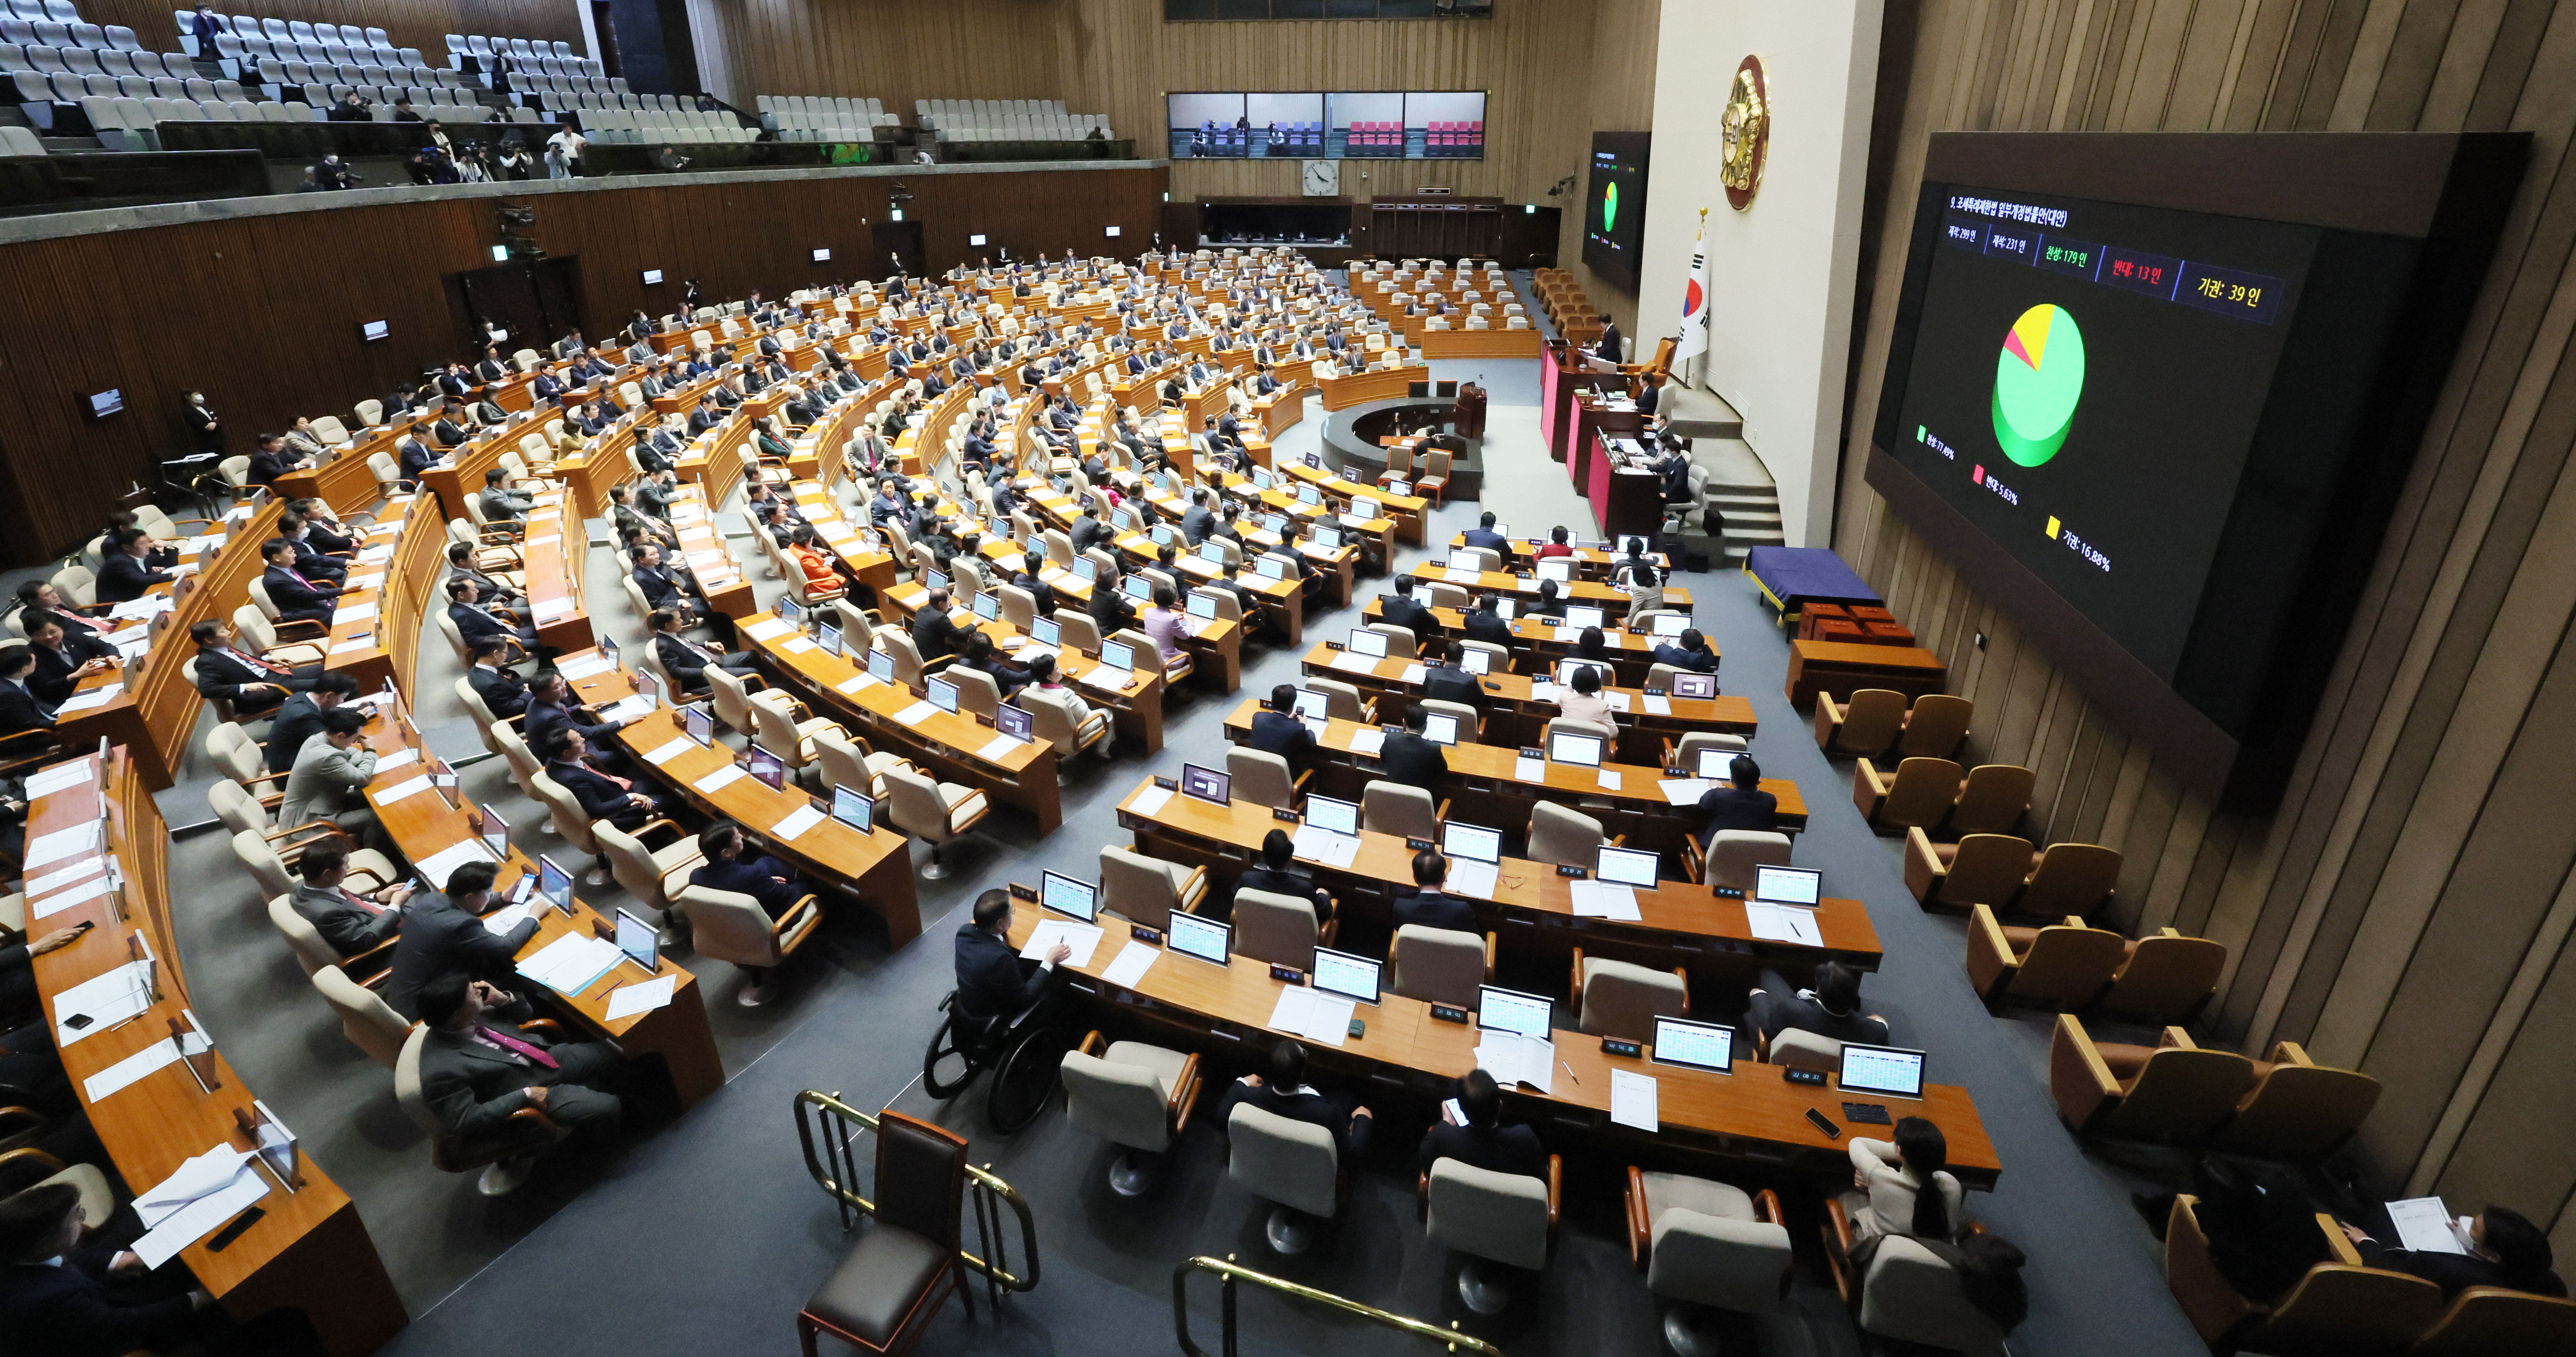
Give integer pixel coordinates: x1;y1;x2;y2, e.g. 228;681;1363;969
927;677;958;713
1179;762;1230;804
1304;794;1358;837
537;855;574;910
1755;865;1821;906
811;247;832;262
868;649;895;684
1040;869;1097;921
1597;846;1659;887
974;593;999;620
1564;605;1607;631
1653;613;1689;637
1291;689;1329;721
1672;674;1716;700
1549;731;1604;767
1033;617;1061;648
1478;985;1552;1039
1312;947;1381;1005
1187;592;1216;620
829;785;873;833
1442;821;1500;863
1420;712;1458;745
360;319;389;342
1840;1044;1927;1099
1347;628;1388;658
615;907;659;971
1460;648;1491;675
1099;640;1135;672
1121;575;1152;602
1652;1016;1734;1073
642;268;664;284
747;745;787;789
1168;910;1230;964
684;705;714;746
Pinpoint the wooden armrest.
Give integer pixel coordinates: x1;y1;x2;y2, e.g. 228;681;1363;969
774;895;825;947
519;1019;564;1037
2270;1040;2316;1066
630;817;687;846
0;1145;70;1178
1965;903;2017;1001
2054;1013;2120;1098
1569;946;1586;1001
239;770;291;792
1545;1153;1561;1229
343;934;400;975
1824;1195;1857;1276
274;828;358;863
1680;834;1705;884
1624;1164;1651;1269
1077;1029;1106;1058
2320;1213;2363;1265
1607;833;1626;848
1169;1052;1203;1132
2159;1025;2199;1050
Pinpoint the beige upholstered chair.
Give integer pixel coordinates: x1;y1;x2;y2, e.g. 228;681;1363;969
673;882;822;1007
1425;1156;1558;1313
312;963;412;1068
1625;1170;1793;1354
1060;1033;1200;1195
1232;888;1325;973
1527;802;1609;868
1701;830;1790;892
881;762;989;879
1227;1103;1340;1256
1225;747;1305;809
1098;847;1206;931
395;1025;564;1196
1388;924;1491;1009
1573;949;1689;1040
1361;783;1441;842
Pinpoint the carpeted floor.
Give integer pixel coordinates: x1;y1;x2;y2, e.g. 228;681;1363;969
150;325;2227;1357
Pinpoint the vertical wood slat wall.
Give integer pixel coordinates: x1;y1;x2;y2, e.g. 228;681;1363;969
1839;0;2576;1256
707;0;1662;331
79;0;583;64
0;166;1162;560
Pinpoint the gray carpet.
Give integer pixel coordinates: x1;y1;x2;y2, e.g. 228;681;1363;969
150;358;2213;1356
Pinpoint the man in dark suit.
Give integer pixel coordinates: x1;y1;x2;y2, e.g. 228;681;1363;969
525;672;642;775
413;971;626;1157
0;645;54;736
448;578;549;665
955;888;1067;1021
276;511;348;583
1461;592;1515;648
1009;552;1060;618
1233;828;1334;925
541;728;669;838
1245;685;1318;766
260;538;341;625
19;612;117;707
1461;511;1513;557
2349;1205;2566;1300
910;587;966;663
1379;575;1437;640
396;434;438;485
1695;755;1779;848
685;401;722;437
648;609;753;693
1747;961;1892;1047
289;840;410;957
687;820;810;919
1376;706;1447;791
94;528;176;605
1418;1069;1546;1177
260;672;356;774
1179;488;1217;545
1651;628;1719;674
385;860;540;1020
1419;638;1482;708
1393;849;1478;932
446;542;523;609
0;1184;238;1356
477;469;534;526
465;637;531;718
1214;1039;1373;1159
245;432;307;488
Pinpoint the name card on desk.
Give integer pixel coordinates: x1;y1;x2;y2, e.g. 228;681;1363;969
693;764;747;794
57;684;123;715
771;804;826;840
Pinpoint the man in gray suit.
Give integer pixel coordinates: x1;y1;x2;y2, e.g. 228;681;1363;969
384;860;540;1020
278;708;384;855
477;467;535;527
288;840;410;957
413;971;625;1192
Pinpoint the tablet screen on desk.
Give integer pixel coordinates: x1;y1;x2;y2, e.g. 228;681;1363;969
1652;1016;1735;1074
927;677;959;714
1313;526;1343;550
1755;865;1820;907
973;593;1000;621
1304;794;1358;837
1695;748;1741;779
1099;640;1136;672
1312;947;1380;1005
1291;689;1330;722
1442;821;1501;864
1556;659;1614;687
1597;845;1659;888
925;568;950;593
1548;731;1604;767
1420;712;1458;746
747;744;787;790
480;806;510;860
1653;613;1689;638
615;907;659;972
1564;605;1607;632
1033;617;1061;649
1179;763;1230;805
1039;870;1097;922
868;649;896;685
538;855;574;911
1478;985;1553;1039
1298;485;1321;506
1672;674;1716;701
996;704;1033;743
1071;559;1098;583
1150;525;1176;547
1840;1044;1926;1099
829;785;873;834
1121;575;1152;602
1537;560;1574;582
1459;648;1491;675
1347;628;1388;658
1187;592;1217;621
1255;557;1289;581
779;596;803;626
684;705;714;747
1167;911;1230;965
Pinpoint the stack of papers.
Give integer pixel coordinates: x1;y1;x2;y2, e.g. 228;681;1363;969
1447;859;1500;900
1568;881;1643;921
1597;770;1623;791
1474;1031;1556;1093
595;696;656;724
1100;940;1159;988
1641;695;1673;716
693;764;747;794
480;901;536;936
338;602;378;621
893;700;939;724
1291;826;1360;869
53;960;156;1047
26;822;102;870
533;598;576;622
329;638;377;656
84;1030;210;1102
413;839;495;891
772;804;826;840
1267;986;1358;1047
1658;779;1716;806
1347;728;1386;757
519;932;622;996
1078;668;1128;693
556;653;614;681
605;974;678;1021
976;733;1025;762
2387;1198;2474;1254
25;761;96;798
375;747;420;773
743;618;795;642
1330;651;1376;673
640;738;693;765
1609;1069;1659;1132
56;684;123;715
370;777;435;806
1744;903;1823;947
131;1145;270;1268
836;674;876;694
32;873;117;921
1019;917;1105;966
1127;786;1173;818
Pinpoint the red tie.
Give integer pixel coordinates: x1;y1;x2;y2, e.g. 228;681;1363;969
591;761;632;791
236;648;288;675
343;888;384;916
474;1025;559;1070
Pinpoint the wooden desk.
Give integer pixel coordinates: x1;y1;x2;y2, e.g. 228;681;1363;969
663;492;756;621
1540;341;1622;465
311;502;426;694
731;612;1064;833
514;495;595;657
1113;780;1877;970
1293;644;1753;766
1442;535;1677;583
1406;560;1693;616
878;577;1170;756
29;753;407;1355
1318;363;1432;412
1587;434;1668;540
1007;901;1997;1189
1419;326;1542;360
1783;639;1948;707
603;685;925;946
1218;699;1807;859
1357;600;1669;689
356;698;726;1108
1280;459;1427;546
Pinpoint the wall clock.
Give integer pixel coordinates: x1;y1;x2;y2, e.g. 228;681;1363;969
1302;159;1340;197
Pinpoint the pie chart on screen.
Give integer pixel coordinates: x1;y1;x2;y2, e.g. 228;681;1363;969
1991;303;2085;467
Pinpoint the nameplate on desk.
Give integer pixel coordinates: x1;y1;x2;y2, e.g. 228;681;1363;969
1642;686;1667;697
1601;1037;1642;1059
1008;882;1039;903
1268;964;1306;986
1713;887;1744;898
1428;1003;1470;1024
1153;775;1179;791
1405;838;1433;851
1128;925;1164;946
1555;864;1587;879
1322;639;1343;651
1784;1067;1828;1086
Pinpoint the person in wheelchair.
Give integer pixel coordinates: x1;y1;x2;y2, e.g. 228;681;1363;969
954;888;1069;1026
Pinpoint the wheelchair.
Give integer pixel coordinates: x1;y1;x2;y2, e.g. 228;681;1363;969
921;989;1070;1134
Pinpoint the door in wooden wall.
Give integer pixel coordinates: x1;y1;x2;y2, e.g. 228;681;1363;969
446;257;586;357
873;219;926;278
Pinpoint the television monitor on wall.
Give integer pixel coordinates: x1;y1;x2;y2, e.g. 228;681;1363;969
1166;91;1482;161
1583;131;1651;291
1866;131;2526;812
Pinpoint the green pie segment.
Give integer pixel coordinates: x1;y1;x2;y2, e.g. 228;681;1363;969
1991;303;2085;468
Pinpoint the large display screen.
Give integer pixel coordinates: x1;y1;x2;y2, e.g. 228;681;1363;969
1882;186;2317;685
1583;131;1650;291
1166;91;1485;161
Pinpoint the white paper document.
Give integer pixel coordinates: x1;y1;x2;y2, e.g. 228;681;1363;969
1513;756;1546;783
744;617;795;641
1291;826;1361;869
329;638;377;655
893;700;939;724
412;839;496;892
1642;695;1673;716
1568;881;1643;922
1329;650;1375;674
25;761;95;798
27;857;104;894
26;822;103;870
1596;770;1622;791
532;597;576;622
975;734;1025;762
595;696;656;724
693;764;747;794
1077;668;1129;694
1447;858;1500;901
337;602;378;621
1267;985;1357;1047
1610;1069;1660;1132
31;873;114;920
1127;786;1173;818
2386;1197;2473;1255
374;747;420;773
1474;1031;1555;1093
1658;779;1716;805
1347;727;1386;757
836;675;874;694
556;653;614;681
1101;940;1159;989
1744;902;1823;947
521;932;622;996
1443;567;1483;583
85;1031;210;1102
55;684;122;715
53;961;155;1047
131;1146;270;1269
605;974;678;1021
480;902;536;936
772;804;826;841
1020;918;1105;967
641;738;692;765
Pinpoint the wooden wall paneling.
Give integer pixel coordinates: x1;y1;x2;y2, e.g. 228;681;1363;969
2462;0;2555;132
2422;864;2576;1214
82;0;582;67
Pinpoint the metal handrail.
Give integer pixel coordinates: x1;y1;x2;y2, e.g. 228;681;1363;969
1173;1254;1507;1357
793;1089;1042;1298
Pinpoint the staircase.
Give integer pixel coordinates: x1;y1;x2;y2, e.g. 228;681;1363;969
1701;451;1783;567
